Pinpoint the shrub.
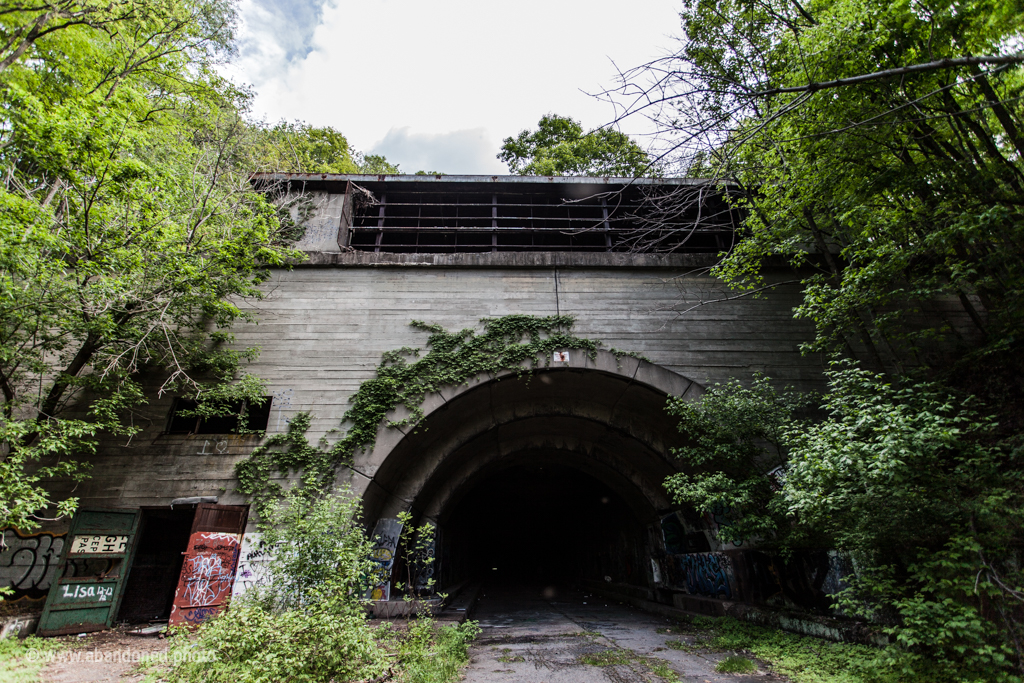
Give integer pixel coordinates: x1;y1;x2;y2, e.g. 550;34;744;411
668;362;1024;681
157;489;478;682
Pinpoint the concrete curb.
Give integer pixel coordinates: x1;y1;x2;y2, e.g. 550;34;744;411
0;614;39;639
582;581;885;646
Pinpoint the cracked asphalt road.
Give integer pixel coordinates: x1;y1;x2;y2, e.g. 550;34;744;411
462;583;786;683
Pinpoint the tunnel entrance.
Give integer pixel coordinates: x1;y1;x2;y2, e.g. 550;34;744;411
440;460;649;588
354;354;704;601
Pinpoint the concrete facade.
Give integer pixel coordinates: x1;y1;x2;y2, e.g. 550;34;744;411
45;254;823;513
12;176;846;623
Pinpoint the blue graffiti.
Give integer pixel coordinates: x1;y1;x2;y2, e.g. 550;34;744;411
679;553;733;599
181;606;218;624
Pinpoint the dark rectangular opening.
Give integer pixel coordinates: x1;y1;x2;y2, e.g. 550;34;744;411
346;181;737;254
165;397;273;435
117;507;195;623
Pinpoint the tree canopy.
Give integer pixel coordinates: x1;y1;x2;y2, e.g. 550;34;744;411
498;114;654;177
612;0;1024;384
609;0;1024;675
0;0;303;532
252;121;401;174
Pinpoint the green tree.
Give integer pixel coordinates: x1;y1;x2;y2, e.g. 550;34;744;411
251;123;401;174
251;121;360;173
498;114;654;177
616;0;1024;386
664;376;812;547
357;153;401;174
668;367;1024;680
0;0;298;534
784;365;1024;680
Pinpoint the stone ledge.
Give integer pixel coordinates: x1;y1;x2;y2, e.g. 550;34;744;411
295;251;721;269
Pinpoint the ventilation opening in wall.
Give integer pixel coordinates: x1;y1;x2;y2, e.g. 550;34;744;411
118;507;194;623
346;182;736;254
165;397;273;435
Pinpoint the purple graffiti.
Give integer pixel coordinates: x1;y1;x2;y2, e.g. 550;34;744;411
182;553;234;605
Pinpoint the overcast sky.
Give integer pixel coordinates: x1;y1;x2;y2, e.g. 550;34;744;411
224;0;683;174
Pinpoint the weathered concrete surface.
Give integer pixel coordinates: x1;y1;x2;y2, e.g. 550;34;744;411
464;583;782;682
41;262;825;513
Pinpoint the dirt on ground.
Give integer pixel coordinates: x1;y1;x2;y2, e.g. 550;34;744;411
39;628;170;683
27;584;780;683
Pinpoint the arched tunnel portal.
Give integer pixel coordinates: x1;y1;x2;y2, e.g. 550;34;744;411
352;352;702;593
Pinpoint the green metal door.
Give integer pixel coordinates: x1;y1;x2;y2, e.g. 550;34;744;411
37;508;141;636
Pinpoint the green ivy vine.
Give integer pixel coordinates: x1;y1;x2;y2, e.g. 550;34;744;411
235;314;620;517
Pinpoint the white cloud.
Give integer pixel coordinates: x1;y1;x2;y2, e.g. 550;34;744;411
225;0;683;173
370;127;505;174
231;0;335;83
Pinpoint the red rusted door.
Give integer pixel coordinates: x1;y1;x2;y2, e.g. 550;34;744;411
168;504;248;627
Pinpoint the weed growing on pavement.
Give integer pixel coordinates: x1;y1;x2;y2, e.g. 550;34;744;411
647;657;681;682
716;655;757;674
384;619;481;683
694;617;905;683
665;638;706;654
579;647;680;682
580;649;635;666
496;648;525;663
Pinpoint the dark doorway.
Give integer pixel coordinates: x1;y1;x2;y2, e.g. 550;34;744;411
118;507;194;623
441;463;648;588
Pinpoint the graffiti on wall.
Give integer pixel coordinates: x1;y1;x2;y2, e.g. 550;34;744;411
0;528;66;600
670;552;736;599
365;518;403;602
231;533;273;598
412;524;436;594
169;532;241;627
660;512;711;555
702;505;744;548
822;551;851;597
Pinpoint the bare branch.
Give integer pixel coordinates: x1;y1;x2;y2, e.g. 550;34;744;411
752;54;1024;97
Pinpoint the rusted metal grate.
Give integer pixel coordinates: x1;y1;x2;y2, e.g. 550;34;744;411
346;182;735;254
250;174;738;255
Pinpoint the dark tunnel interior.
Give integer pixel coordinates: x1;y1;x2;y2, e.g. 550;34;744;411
440;462;650;588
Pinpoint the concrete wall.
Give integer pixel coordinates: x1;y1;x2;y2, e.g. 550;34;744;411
41;253;824;517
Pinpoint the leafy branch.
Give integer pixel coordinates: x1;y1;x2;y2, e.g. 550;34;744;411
235;314;610;519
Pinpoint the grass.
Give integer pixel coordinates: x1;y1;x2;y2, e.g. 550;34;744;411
664;638;705;654
692;617;899;683
0;636;62;683
496;648;525;663
716;655;757;674
141;616;479;683
578;647;680;682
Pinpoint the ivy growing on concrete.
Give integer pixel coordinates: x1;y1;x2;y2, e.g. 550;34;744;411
235;314;607;517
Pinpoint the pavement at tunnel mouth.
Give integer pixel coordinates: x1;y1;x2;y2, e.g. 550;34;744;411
464;581;781;683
